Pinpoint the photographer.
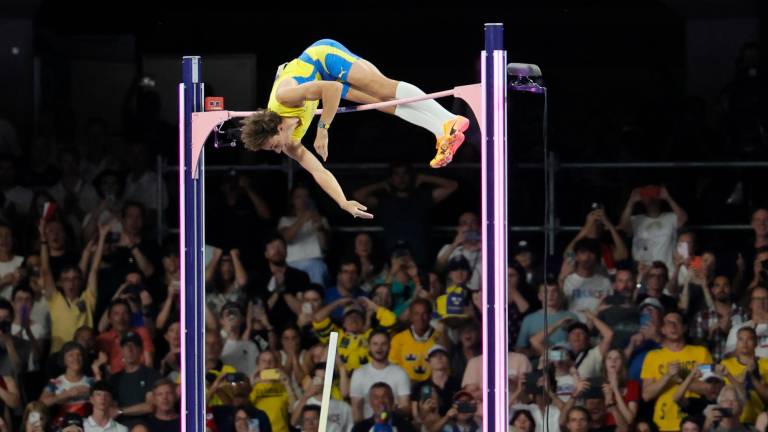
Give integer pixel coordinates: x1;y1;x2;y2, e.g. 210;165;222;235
205;247;248;318
703;386;751;432
641;311;714;432
97;272;154;333
248;350;296;432
426;390;480;432
564;205;628;275
278;184;331;286
435;212;482;291
618;185;688;274
382;245;423;317
95;299;154;374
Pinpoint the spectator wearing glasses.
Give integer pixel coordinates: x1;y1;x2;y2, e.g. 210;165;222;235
726;286;768;358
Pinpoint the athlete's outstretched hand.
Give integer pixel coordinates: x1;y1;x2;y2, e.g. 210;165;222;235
314;129;329;162
341;200;373;219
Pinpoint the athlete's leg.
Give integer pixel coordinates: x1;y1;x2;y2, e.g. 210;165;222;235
343;87;396;115
342;56;467;167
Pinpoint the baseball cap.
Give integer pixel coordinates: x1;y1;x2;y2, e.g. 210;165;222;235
426;344;449;359
120;331;143;347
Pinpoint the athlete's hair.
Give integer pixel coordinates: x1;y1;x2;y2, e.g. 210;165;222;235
240;109;282;151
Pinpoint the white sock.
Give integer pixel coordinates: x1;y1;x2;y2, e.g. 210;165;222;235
394;82;456;137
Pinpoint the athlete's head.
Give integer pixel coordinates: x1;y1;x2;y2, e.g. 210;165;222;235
240;109;288;153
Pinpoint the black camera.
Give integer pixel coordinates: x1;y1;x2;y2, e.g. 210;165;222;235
0;320;12;335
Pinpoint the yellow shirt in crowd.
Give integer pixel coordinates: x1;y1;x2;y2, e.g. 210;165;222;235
720;356;768;424
249;381;290;432
389;327;440;382
312;307;396;372
641;345;713;432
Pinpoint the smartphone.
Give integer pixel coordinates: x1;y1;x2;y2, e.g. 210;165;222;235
639;310;652;327
457;401;477;413
420;385;433;402
697;364;713;374
676;242;690;259
715;407;734;417
247;418;260;432
205;372;217;385
302;302;313;314
690;256;704;272
524;371;542;395
28;411;41;426
548;349;566;362
260;368;280;381
225;372;248;384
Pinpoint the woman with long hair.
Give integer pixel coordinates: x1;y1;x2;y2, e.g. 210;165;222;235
601;348;639;427
205;247;248;317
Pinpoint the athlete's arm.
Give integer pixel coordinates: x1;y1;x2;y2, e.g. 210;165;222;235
277;80;342;162
285;144;373;219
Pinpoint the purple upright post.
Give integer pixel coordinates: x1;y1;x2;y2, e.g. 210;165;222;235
180;56;206;432
481;23;508;432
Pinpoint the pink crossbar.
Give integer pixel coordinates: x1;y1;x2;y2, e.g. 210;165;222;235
189;83;482;178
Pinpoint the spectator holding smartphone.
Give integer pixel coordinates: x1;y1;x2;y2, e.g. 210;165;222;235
290;363;353;432
719;326;768;424
278;184;330;286
703;385;750;432
430;390;480;432
564;205;629;275
411;345;461;419
205;247;248;318
619;185;688;275
248;350;296;432
642;311;713;432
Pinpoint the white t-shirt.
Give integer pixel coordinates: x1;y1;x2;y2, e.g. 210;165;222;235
575;345;604;378
12;322;45;371
0;256;23;300
350;363;411;419
84;416;128;432
563;273;612;321
31;298;51;338
510;404;561;432
437;244;481;291
555;373;576;402
278;216;327;262
725;321;768;358
220;337;260;377
631;212;678;271
300;396;354;432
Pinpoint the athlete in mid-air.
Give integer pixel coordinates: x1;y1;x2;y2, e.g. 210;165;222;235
240;39;469;219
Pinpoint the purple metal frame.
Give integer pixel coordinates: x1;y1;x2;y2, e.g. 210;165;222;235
179;24;507;431
180;56;206;432
482;23;508;432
